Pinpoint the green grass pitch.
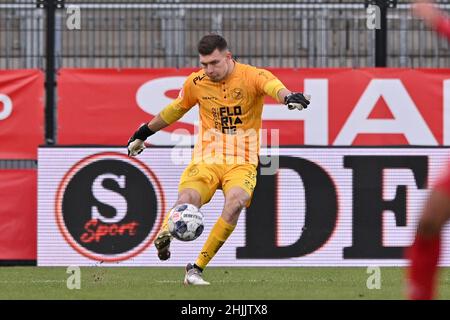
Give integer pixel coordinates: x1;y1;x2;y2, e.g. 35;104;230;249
0;267;449;300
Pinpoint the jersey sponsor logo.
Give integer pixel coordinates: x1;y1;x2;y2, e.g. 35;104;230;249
193;74;206;85
219;106;243;134
201;96;218;101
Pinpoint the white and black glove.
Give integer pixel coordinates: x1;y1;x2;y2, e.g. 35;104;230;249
284;92;311;111
127;123;155;157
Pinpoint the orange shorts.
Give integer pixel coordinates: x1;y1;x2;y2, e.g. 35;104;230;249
178;162;257;207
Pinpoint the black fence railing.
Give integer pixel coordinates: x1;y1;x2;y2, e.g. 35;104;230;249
1;0;450;70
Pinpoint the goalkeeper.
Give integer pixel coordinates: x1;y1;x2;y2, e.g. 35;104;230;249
127;34;311;285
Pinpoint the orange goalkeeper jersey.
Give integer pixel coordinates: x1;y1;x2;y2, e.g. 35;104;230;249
160;61;286;165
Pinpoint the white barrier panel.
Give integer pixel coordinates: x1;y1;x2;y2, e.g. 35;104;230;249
38;147;450;266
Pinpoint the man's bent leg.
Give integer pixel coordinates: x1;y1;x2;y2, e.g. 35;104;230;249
154;188;202;261
159;188;202;233
180;163;231;284
192;187;250;273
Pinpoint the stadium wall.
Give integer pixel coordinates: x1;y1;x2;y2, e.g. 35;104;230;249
2;67;450;264
0;70;43;262
37;146;450;266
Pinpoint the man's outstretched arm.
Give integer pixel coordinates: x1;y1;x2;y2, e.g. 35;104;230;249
413;0;450;41
277;88;311;111
259;75;311;110
127;114;169;156
127;102;191;156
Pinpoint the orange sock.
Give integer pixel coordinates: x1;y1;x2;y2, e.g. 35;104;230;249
195;216;236;270
159;210;172;233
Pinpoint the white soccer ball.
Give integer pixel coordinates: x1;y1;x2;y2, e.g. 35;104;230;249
168;203;204;241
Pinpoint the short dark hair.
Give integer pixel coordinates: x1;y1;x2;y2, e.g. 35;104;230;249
197;34;228;55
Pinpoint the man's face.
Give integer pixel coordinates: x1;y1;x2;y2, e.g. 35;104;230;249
199;49;231;82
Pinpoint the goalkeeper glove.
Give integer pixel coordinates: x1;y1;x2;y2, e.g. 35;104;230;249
284;92;311;111
127;123;155;157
